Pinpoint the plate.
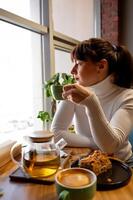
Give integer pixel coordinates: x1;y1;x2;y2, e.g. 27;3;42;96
71;158;132;190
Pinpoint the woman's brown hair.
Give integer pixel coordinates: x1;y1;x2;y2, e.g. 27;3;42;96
71;38;133;88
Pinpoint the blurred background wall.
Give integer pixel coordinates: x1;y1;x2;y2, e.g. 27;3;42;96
101;0;133;54
101;0;118;44
118;0;133;54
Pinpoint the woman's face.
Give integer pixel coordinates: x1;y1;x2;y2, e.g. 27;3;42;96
71;60;101;86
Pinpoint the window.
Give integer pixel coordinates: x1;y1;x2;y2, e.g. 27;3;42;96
0;21;43;144
0;0;40;23
0;0;100;166
52;0;95;41
54;50;72;74
0;0;46;146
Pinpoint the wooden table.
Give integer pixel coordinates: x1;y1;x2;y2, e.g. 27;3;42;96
0;147;133;200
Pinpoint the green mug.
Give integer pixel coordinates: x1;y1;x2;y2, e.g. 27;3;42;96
55;168;97;200
50;85;64;100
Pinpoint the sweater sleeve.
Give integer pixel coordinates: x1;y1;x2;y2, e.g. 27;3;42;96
80;93;133;154
51;100;92;147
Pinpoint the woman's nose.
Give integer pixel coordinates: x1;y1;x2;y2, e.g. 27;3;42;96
71;64;77;75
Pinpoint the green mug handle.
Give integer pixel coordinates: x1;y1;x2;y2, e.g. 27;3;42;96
59;190;70;200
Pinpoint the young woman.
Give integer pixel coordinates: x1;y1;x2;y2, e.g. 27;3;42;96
51;38;133;163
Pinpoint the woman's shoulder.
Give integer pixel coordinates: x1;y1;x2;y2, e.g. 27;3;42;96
118;87;133;98
116;87;133;108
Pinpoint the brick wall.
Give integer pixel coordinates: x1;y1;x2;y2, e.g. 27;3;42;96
101;0;119;44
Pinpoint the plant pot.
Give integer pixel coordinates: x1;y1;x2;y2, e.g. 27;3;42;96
51;85;64;100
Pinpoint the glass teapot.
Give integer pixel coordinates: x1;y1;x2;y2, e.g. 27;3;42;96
11;130;60;179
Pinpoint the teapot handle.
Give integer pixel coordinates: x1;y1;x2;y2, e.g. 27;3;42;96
10;142;22;167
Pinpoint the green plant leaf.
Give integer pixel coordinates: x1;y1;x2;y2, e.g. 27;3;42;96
37;111;52;122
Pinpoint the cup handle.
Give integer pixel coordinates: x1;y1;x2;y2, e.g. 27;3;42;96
10;142;22;167
59;190;70;200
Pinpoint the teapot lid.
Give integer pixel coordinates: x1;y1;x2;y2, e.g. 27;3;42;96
28;130;54;143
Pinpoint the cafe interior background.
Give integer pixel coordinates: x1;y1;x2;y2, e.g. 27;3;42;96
0;0;133;167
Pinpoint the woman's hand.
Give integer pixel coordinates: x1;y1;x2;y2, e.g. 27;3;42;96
62;84;92;103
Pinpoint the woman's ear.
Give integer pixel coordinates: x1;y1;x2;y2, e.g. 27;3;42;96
97;59;108;73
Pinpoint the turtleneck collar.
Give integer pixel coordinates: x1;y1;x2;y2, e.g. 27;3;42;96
89;75;118;96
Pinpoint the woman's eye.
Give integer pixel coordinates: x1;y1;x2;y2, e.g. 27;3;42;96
77;63;81;66
78;63;83;67
79;61;84;65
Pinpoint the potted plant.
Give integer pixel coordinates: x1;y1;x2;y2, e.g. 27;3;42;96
44;73;75;100
37;73;75;129
37;111;52;130
37;111;75;133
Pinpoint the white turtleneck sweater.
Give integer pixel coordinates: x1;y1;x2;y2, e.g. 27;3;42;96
51;76;133;161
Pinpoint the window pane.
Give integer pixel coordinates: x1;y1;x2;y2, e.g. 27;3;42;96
0;21;43;142
1;0;40;23
52;0;94;41
54;50;72;74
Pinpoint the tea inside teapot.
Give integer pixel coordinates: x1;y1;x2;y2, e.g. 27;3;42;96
23;130;60;178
